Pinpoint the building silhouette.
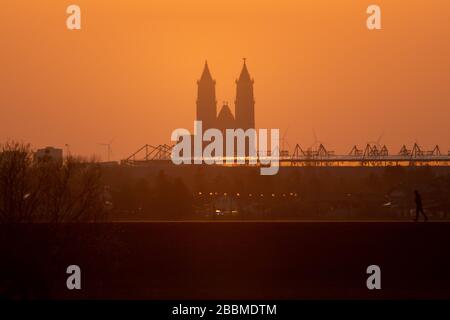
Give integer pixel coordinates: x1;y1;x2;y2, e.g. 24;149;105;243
196;61;217;131
196;60;255;132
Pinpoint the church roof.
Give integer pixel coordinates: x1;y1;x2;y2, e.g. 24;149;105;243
217;104;235;129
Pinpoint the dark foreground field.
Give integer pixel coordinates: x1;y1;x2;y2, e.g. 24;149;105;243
1;222;450;299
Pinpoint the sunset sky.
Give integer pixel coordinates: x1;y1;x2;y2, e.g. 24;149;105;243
1;0;449;160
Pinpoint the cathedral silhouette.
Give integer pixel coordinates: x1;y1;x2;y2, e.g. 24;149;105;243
196;60;255;132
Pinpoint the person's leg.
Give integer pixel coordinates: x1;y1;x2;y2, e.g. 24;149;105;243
421;208;428;221
414;208;419;222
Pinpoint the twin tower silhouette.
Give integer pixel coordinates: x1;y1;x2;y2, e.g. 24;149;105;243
196;60;255;132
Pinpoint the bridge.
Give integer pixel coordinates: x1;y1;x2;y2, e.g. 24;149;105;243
122;143;450;167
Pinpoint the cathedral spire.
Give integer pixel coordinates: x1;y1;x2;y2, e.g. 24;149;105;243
238;58;252;83
200;60;214;83
196;60;217;130
235;59;255;130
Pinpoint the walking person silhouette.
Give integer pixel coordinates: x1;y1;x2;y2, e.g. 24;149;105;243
414;190;428;222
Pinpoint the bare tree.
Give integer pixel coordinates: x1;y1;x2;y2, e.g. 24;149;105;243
0;142;106;224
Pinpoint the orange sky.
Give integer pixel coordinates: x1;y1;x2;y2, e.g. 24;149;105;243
1;0;449;160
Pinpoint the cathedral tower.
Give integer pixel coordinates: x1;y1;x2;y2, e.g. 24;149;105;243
234;59;255;130
196;61;217;131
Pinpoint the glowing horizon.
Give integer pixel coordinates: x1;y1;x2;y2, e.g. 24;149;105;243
1;0;450;161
